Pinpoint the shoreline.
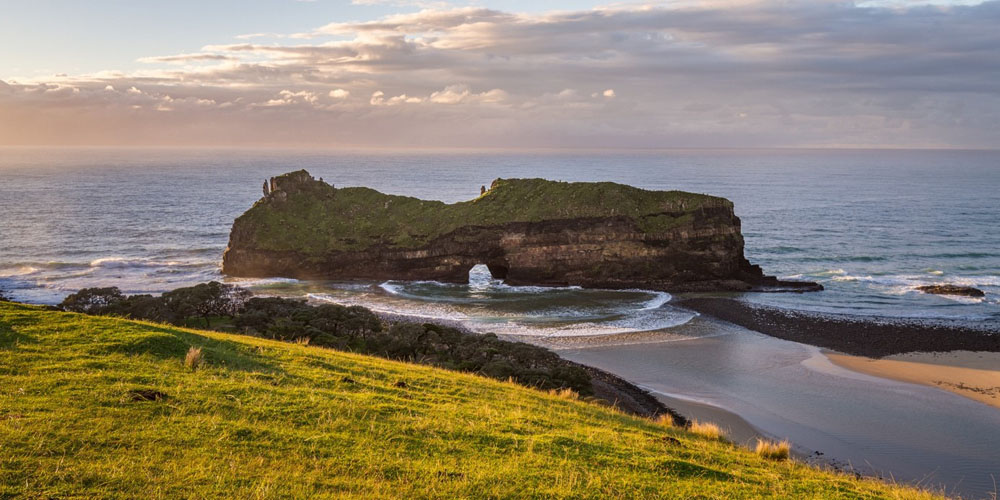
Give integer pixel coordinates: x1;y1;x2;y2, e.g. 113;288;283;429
681;296;1000;409
826;350;1000;410
679;297;1000;357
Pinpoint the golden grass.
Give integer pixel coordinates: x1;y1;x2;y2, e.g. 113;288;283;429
184;346;203;370
547;387;579;400
654;413;675;428
688;420;726;440
754;439;791;461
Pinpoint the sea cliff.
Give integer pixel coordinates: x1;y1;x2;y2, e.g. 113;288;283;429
223;170;818;292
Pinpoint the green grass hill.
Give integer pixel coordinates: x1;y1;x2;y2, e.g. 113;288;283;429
0;302;935;499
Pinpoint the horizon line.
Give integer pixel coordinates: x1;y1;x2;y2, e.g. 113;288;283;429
1;145;998;154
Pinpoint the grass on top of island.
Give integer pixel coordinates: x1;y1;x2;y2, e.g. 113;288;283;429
241;172;724;254
0;302;937;499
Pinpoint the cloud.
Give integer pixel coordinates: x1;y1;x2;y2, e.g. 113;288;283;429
2;1;999;148
429;84;506;104
258;90;321;107
370;90;424;105
138;53;237;64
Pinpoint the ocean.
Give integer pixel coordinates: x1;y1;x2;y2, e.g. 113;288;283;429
2;147;999;334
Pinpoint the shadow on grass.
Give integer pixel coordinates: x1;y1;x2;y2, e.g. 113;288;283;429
0;321;36;350
662;460;736;482
97;323;278;374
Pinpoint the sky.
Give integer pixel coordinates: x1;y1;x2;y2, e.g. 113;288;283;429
1;0;998;149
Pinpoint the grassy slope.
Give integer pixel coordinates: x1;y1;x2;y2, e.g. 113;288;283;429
0;302;934;499
243;174;721;254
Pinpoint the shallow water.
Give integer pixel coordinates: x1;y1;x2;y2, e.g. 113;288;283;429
556;318;1000;499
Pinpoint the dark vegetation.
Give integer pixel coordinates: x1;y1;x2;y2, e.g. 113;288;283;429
0;289;10;302
59;282;593;394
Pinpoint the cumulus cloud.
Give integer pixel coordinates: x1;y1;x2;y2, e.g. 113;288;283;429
429;84;507;104
258;90;321;107
371;90;424;105
2;1;999;148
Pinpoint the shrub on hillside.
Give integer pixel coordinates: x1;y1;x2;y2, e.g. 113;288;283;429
60;287;126;314
754;439;790;461
60;282;249;327
161;282;251;328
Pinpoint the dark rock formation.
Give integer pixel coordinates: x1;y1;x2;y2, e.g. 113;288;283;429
917;284;986;297
223;170;820;293
680;298;999;357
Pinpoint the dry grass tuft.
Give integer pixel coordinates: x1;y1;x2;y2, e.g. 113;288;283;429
548;387;579;400
754;439;791;460
688;420;726;440
654;413;675;427
185;346;204;370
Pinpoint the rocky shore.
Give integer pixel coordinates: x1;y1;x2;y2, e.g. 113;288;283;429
679;297;1000;357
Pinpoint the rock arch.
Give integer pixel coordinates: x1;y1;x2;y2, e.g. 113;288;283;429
223;171;821;292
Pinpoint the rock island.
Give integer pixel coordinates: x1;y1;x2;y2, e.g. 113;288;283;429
223;170;819;292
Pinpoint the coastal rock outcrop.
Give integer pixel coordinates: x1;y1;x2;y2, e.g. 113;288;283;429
917;284;985;297
223;170;820;292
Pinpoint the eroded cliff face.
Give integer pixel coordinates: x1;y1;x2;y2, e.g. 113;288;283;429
223;170;818;292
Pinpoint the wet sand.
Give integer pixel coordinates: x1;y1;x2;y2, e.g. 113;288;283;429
827;351;1000;409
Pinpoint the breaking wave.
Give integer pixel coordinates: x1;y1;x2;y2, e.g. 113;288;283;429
313;272;694;338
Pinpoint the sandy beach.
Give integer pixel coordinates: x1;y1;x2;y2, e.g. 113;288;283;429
827;351;1000;410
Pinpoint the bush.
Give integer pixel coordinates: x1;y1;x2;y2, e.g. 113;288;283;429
60;287;126;314
162;281;248;328
61;282;251;327
654;413;675;427
185;347;204;370
689;420;726;440
754;439;790;460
